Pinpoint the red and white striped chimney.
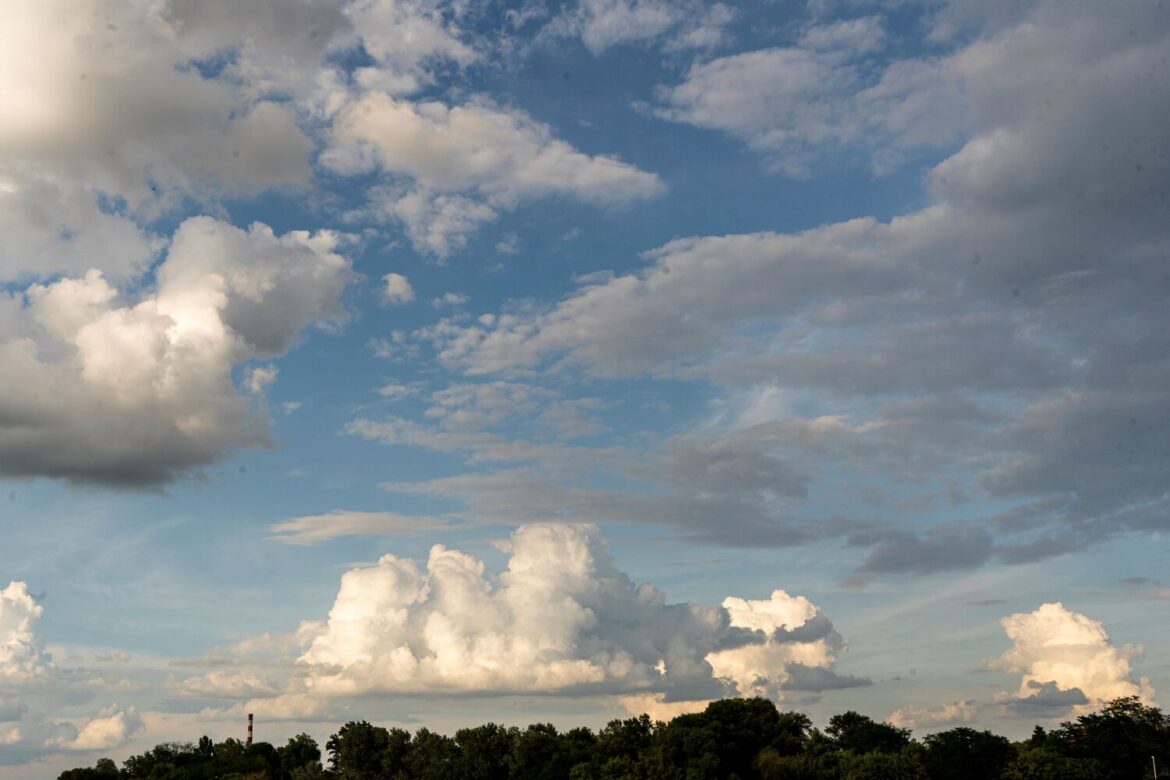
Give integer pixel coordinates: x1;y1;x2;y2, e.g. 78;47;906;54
247;713;253;746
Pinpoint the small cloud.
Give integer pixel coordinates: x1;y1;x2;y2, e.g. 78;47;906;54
381;272;415;305
495;233;520;255
890;699;977;730
245;365;278;395
60;706;142;752
432;292;469;308
377;383;423;400
268;510;449;545
281;401;303;414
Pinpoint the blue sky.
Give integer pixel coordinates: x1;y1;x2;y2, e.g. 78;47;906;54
2;0;1169;774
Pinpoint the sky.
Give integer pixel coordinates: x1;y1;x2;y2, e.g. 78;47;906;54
1;0;1169;774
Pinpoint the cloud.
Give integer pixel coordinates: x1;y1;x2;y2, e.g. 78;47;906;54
268;510;449;545
251;524;862;715
707;592;870;699
346;0;478;95
0;583;52;687
0;0;322;265
323;92;663;257
408;0;1170;569
651;12;966;175
58;706;142;752
543;0;736;55
431;292;470;309
996;603;1156;718
889;699;977;730
0;217;352;486
171;671;282;700
0;583;145;763
381;273;416;305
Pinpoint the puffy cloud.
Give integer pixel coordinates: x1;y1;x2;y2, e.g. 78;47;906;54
323;92;663;257
346;0;478;95
253;525;861;714
0;0;319;235
651;12;966;177
707;591;869;700
381;273;415;305
996;603;1156;718
58;706;142;752
0;583;51;687
268;510;448;545
0;217;351;486
889;699;977;730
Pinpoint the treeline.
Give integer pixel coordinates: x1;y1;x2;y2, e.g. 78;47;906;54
58;695;1169;780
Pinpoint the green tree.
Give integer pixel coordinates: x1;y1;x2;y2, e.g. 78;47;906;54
1049;696;1169;780
922;727;1013;780
843;748;927;780
57;757;119;780
453;722;517;780
407;727;459;780
826;711;911;754
327;720;391;779
279;733;321;778
773;711;814;757
1002;749;1108;780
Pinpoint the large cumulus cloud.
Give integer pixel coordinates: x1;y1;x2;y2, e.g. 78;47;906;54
249;524;864;716
0;217;351;486
0;583;52;687
996;602;1156;718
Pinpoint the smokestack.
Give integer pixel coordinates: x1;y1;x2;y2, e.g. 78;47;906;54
247;713;253;747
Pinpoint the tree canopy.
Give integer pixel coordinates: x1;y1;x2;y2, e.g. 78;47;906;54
58;696;1170;780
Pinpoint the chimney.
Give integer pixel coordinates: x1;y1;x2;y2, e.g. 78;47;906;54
247;713;253;747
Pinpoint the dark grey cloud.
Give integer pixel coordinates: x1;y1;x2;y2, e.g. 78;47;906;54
1002;681;1089;718
782;663;872;693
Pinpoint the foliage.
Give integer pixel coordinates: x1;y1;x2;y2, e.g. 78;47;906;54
57;696;1170;780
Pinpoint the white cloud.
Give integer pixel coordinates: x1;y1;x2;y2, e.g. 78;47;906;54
252;524;862;713
545;0;736;55
707;591;866;699
0;217;352;486
432;292;470;309
652;14;962;175
171;671;281;700
324;91;663;257
0;583;51;686
889;699;977;730
59;706;142;752
244;365;279;396
268;510;448;545
347;0;478;96
381;273;416;305
996;603;1156;717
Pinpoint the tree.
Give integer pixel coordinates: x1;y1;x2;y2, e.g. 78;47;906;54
328;720;392;779
922;727;1013;780
826;711;912;754
407;727;459;780
57;757;118;780
453;722;516;780
1002;749;1108;780
843;747;927;780
773;711;814;756
1050;696;1169;780
280;733;322;778
380;726;413;778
